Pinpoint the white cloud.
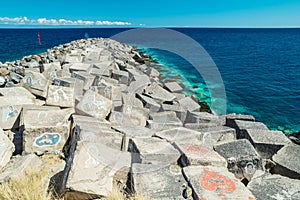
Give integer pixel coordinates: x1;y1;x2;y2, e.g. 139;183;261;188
0;16;132;26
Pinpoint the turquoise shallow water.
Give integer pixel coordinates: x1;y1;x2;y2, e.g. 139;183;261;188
0;28;299;135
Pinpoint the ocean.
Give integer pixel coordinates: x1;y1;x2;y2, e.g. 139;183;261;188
0;28;299;134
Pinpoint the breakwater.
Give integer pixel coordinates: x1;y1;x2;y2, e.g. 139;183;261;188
0;38;299;200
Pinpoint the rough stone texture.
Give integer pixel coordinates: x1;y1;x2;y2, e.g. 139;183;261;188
244;129;291;159
183;166;255;200
69;63;91;73
201;126;236;148
226;113;255;128
131;164;188;200
161;102;186;122
248;173;300;200
0;96;35;107
121;93;143;108
46;85;75;108
185;111;219;124
112;125;153;151
0;128;14;170
0;87;35;99
178;97;200;112
272;144;300;179
154;127;202;144
76;89;112;120
144;82;176;103
164;82;183;93
147;111;183;131
175;143;227;167
0;154;42;183
136;93;160;112
42;62;61;80
72;114;111;129
23;70;50;98
214;139;263;181
0;105;22;130
22;108;73;153
112;70;129;85
230;119;269;139
65;141;131;197
129;137;181;165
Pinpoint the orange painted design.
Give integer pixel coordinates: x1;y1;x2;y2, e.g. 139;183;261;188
233;179;239;182
248;196;255;200
200;168;236;193
183;145;210;156
200;198;206;200
218;193;226;197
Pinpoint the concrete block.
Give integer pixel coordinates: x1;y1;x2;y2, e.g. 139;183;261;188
131;164;187;200
136;93;160;112
0;105;22;130
244;129;291;159
46;85;75;108
178;97;200;112
65;142;131;197
248;173;300;200
76;90;112;120
164;82;183;93
214;139;263;181
272;144;300;179
183;166;255;200
0;128;14;170
129;137;180;165
144;82;176;103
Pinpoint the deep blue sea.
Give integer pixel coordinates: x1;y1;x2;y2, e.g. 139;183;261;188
0;28;299;134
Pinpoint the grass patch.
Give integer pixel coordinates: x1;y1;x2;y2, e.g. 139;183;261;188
0;170;52;200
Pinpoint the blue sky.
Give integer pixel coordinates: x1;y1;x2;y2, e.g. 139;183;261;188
0;0;300;27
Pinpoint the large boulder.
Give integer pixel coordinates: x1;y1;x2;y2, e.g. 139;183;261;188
144;82;176;103
46;85;75;108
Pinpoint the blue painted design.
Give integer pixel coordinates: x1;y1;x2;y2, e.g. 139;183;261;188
33;132;61;147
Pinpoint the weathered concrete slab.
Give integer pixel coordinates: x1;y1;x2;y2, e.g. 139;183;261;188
214;139;262;181
164;82;183;93
136;93;160;112
0;154;42;183
64;54;82;63
121;93;143;108
178;97;200;112
23;70;50;98
54;77;84;98
69;63;91;73
230;119;268;139
95;82;122;102
202;126;236;148
129;137;180;165
72;114;111;129
131;163;188;200
76;90;112;120
0;105;22;130
185;111;219;124
22;108;73;153
91;61;114;77
183;166;255;200
46;85;75;108
65;141;131;197
155;127;202;144
127;75;151;94
112;125;153;151
184;122;220;130
248;173;300;200
244;129;291;159
161;102;186;121
147;111;183;131
0;87;35;99
112;70;129;85
0;96;35;107
109;105;148;126
226;113;255;128
0;128;14;170
272;144;300;179
144;82;176;103
83;51;100;63
42;62;61;80
175;143;227;167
